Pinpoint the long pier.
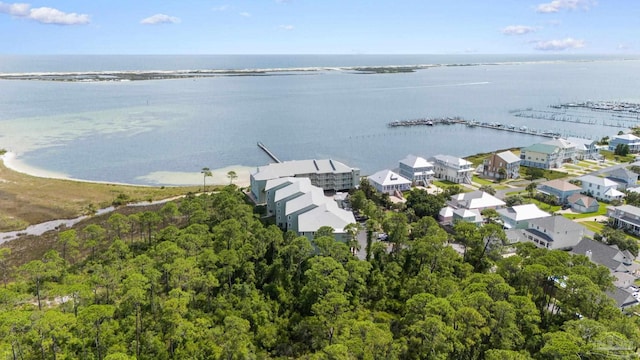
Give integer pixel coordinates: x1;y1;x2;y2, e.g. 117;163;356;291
257;142;281;163
387;117;564;138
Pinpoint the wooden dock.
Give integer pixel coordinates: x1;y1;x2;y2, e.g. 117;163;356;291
257;142;281;163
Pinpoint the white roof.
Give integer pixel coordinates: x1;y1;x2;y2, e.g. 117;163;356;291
567;137;597;148
614;133;640;141
453;208;483;222
439;206;454;218
285;187;327;215
431;154;472;167
578;174;621;188
542;138;575;149
627;186;640;194
368;169;412;187
498;204;551;221
252;159;357;181
452;191;505;209
265;177;296;192
496;151;520;164
297;202;356;234
604;187;626;198
399;154;433;168
273;178;313;202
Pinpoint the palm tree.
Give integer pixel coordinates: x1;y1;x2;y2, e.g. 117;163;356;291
227;170;238;185
201;167;212;192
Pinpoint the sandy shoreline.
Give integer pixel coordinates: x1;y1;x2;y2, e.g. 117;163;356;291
1;151;252;188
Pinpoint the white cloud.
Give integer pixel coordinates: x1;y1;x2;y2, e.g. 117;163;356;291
278;24;294;31
239;12;251;17
536;0;595;13
212;5;229;11
534;37;585;50
0;1;89;25
501;25;537;35
140;13;180;25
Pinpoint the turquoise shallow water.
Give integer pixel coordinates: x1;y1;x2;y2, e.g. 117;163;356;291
1;55;639;184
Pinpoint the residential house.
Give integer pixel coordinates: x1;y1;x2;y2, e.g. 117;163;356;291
607;288;639;310
521;216;586;250
567;137;600;160
604;167;639;190
438;206;455;225
448;191;506;211
429;154;473;184
497;204;552;229
273;179;315;228
398;154;435;185
607;204;640;235
368;169;412;195
520;138;577;169
265;177;301;216
608;133;640;153
577;175;625;202
452;208;483;225
567;193;599;213
537;179;582;204
482;150;520;179
298;201;357;242
250;159;360;204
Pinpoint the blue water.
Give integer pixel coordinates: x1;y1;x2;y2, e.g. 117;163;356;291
1;55;640;184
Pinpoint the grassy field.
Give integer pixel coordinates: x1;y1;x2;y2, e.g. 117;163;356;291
0;161;202;232
581;221;605;234
562;203;608;220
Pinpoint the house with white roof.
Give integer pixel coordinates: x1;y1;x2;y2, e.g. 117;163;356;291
448;191;506;211
298;202;356;242
482;150;520;179
609;133;640;153
398;155;435;185
521;216;586;250
537;179;582;204
497;204;552;229
368;169;412;195
566;137;600;160
250;159;360;204
429;154;473;184
577;175;625;202
452;208;483;225
607;204;640;235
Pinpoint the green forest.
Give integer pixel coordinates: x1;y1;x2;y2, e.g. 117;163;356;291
0;185;639;359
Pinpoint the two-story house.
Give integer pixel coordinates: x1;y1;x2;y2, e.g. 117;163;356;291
522;216;586;250
368;169;412;195
398;154;435;185
429;154;473;184
607;204;640;235
537;179;582;204
577;175;625;202
482;150;520;179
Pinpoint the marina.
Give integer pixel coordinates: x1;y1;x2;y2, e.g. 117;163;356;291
387;117;564;138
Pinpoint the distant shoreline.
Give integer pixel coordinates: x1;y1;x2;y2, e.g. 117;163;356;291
0;151;252;188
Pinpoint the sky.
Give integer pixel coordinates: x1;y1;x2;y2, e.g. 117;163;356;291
0;0;638;54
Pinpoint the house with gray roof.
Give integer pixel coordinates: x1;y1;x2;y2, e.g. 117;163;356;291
572;238;638;274
537;179;582;204
250;159;360;204
607;204;640;235
608;133;640;153
578;175;625;202
567;193;599;213
604;167;638;190
522;216;586;250
482;150;520;179
398;154;435;185
607;288;639;310
429;154;473;184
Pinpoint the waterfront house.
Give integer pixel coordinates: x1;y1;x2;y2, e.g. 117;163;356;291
368;169;412;195
604;167;639;190
250;159;360;204
566;137;601;160
398;154;435;185
520;138;577;169
607;204;640;235
497;204;551;229
482;150;520;179
608;133;640;153
522;215;586;250
567;193;600;213
429;154;473;184
577;175;625;202
537;179;582;204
